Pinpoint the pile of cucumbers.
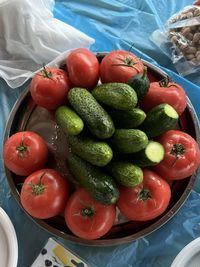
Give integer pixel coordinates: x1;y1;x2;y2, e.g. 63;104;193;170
55;79;179;205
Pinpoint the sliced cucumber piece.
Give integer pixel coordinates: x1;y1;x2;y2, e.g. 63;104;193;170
140;103;179;138
132;141;165;167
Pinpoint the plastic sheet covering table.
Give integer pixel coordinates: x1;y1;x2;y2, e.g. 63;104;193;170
1;1;200;266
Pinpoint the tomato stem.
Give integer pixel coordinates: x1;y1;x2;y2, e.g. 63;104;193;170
159;77;170;87
16;134;29;158
81;207;95;218
29;172;46;195
138;188;151;201
112;57;140;72
170;143;185;166
41;64;53;79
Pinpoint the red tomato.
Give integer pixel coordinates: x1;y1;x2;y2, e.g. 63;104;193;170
20;169;69;219
66;48;99;89
3;131;48;176
100;50;144;83
140;78;187;115
153;130;200;180
64;188;116;240
30;67;72;110
117;169;171;221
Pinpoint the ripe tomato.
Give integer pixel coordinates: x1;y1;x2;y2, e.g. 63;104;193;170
117;169;171;221
64;188;116;240
153;130;200;180
100;50;144;83
30;67;72;110
66;48;99;89
3;131;48;176
20;169;69;219
140;78;187;115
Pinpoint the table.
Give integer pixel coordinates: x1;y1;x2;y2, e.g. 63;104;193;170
1;1;200;266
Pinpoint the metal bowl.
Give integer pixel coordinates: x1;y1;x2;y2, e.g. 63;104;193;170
4;53;200;246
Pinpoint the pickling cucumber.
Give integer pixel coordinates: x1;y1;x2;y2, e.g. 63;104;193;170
109;108;146;129
55;106;84;136
128;66;150;100
68;135;113;166
140;103;179;138
66;153;119;205
92;82;138;110
109;161;143;187
68;87;115;139
132;141;165;167
112;129;148;154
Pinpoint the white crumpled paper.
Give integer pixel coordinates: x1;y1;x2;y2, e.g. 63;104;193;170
0;0;95;88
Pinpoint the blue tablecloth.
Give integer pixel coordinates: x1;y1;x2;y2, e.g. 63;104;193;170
1;1;200;266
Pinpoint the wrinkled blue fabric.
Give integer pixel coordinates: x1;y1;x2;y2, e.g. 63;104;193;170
1;1;200;267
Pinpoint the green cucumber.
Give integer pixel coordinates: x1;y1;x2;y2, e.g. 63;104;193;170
92;82;138;110
112;129;148;154
109;108;146;129
109;162;143;187
128;66;150;100
68;135;113;166
68;87;115;139
140;103;179;138
67;154;119;205
55;106;84;136
132;141;165;167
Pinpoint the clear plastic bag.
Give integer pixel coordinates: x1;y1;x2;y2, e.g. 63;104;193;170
151;5;200;76
0;0;94;88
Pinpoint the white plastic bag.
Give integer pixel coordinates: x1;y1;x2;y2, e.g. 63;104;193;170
0;0;95;88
